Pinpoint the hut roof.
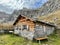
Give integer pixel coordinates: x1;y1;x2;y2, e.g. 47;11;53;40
34;20;56;27
13;15;56;27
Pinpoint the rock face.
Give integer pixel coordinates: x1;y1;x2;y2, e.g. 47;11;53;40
12;9;39;20
37;0;60;15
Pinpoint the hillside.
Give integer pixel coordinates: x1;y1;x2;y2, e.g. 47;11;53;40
38;10;60;28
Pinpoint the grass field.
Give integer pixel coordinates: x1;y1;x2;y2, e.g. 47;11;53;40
0;33;60;45
0;34;39;45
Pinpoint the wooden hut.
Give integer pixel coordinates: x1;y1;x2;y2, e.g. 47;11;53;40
13;15;55;40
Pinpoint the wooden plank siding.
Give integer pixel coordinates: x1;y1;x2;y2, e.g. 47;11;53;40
15;17;35;31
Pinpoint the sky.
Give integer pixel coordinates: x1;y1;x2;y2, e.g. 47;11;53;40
0;0;48;14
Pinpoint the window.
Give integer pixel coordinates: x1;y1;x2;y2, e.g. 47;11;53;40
22;25;28;30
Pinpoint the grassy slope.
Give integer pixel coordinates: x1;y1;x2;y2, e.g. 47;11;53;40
0;34;60;45
38;10;60;27
0;34;39;45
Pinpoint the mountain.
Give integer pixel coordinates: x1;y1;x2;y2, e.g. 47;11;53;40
0;11;11;23
12;8;39;20
0;0;60;29
12;0;60;20
37;0;60;15
1;0;60;24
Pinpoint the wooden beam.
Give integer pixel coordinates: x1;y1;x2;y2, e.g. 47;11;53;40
35;37;48;40
44;26;46;32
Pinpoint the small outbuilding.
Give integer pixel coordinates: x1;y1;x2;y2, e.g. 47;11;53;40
13;15;55;40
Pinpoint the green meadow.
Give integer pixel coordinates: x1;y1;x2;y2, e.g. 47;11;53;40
0;33;60;45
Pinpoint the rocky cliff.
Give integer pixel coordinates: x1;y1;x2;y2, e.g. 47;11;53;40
37;0;60;15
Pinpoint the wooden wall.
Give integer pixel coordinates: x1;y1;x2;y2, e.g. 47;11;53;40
15;17;35;31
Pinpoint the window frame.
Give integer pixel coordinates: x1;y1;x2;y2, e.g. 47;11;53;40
22;25;29;30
